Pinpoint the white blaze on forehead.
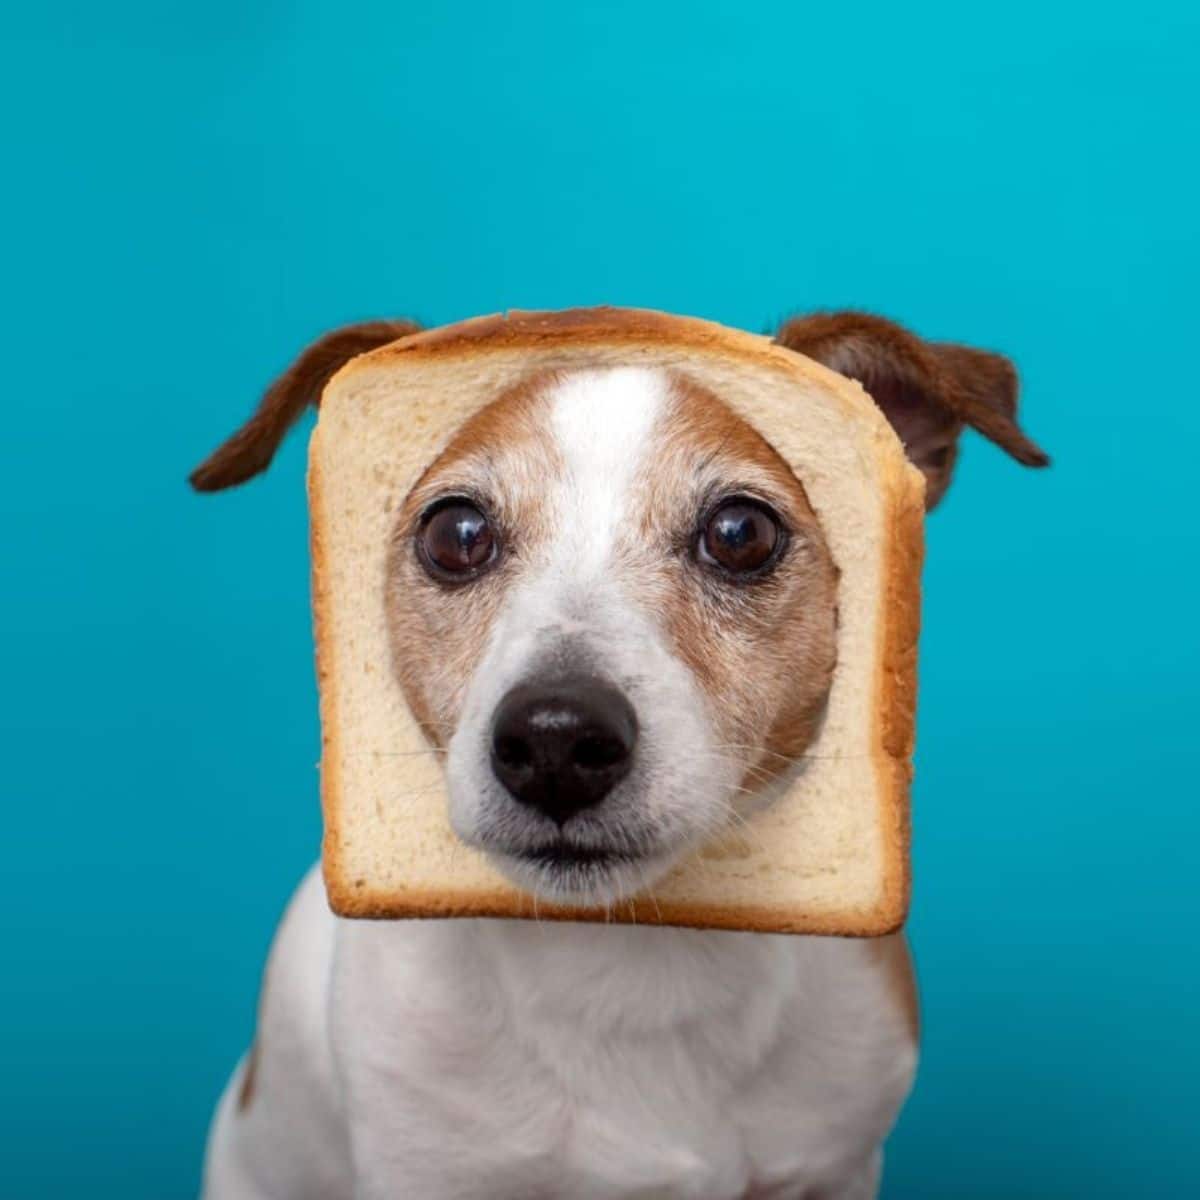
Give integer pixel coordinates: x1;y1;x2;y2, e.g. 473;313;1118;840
546;367;668;574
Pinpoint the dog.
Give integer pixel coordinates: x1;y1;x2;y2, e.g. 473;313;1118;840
194;310;1047;1200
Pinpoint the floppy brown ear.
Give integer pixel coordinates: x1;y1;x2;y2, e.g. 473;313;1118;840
774;311;1049;510
189;318;421;492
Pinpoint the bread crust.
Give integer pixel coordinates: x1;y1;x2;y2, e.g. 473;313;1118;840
307;437;348;915
312;307;924;935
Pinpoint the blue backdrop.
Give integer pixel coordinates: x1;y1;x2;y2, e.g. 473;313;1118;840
4;3;1197;1196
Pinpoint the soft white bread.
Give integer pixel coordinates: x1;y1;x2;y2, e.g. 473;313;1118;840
310;308;925;936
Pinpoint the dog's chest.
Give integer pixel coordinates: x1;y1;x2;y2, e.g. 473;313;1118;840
333;919;912;1199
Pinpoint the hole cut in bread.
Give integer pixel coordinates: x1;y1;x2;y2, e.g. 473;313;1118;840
310;308;924;936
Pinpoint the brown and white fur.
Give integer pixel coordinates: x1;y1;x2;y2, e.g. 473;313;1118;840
192;311;1047;1200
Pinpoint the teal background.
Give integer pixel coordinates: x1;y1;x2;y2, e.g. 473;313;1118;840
3;2;1197;1196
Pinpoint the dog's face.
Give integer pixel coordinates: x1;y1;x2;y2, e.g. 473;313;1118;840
385;368;839;905
191;307;1047;908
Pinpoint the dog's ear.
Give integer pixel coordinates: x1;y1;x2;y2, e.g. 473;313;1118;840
189;318;421;492
774;311;1049;509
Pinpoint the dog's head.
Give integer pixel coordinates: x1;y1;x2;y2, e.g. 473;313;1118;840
193;311;1047;907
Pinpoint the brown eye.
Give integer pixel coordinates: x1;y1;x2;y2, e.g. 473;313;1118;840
418;501;497;580
699;499;782;575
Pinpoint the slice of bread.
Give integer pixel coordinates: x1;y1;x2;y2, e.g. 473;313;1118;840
310;307;924;936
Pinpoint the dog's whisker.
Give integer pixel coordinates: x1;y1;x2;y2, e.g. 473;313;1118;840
719;806;770;858
380;789;446;826
709;744;871;764
346;747;449;759
711;744;805;764
687;750;781;792
633;861;665;924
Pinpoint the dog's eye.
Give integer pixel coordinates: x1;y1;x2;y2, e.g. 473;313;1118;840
698;499;782;575
418;501;497;580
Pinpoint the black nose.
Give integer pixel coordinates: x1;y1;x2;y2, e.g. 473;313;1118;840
490;676;638;825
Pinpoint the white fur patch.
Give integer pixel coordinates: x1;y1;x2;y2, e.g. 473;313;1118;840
546;366;668;575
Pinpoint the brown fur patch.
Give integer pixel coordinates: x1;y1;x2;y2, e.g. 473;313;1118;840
635;375;839;791
237;1038;259;1111
384;373;564;745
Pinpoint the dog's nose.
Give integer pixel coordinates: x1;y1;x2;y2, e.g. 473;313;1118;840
490;676;637;825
